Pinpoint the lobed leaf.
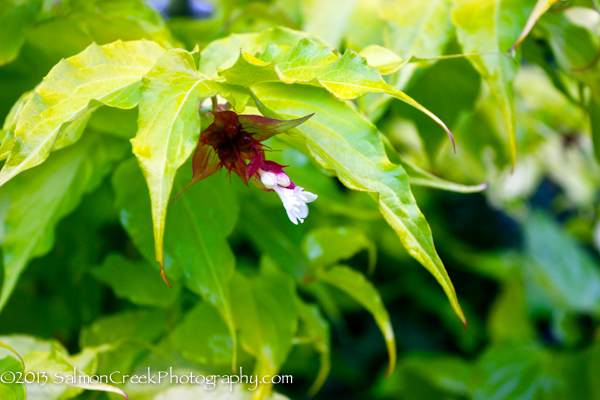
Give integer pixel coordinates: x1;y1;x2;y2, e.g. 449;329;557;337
453;0;535;166
314;265;396;376
0;134;127;311
219;38;455;148
130;48;221;283
199;26;330;79
250;83;466;325
0;40;165;188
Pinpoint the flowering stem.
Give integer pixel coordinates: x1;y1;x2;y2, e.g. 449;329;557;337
211;96;218;113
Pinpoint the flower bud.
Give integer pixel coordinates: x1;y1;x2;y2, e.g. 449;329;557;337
260;171;277;189
276;173;291;187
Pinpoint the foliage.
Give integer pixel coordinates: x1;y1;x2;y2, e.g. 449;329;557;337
0;0;599;399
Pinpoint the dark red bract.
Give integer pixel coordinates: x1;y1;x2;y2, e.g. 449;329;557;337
174;109;313;199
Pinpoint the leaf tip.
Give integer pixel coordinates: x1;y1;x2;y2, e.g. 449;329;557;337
385;349;396;378
445;127;456;153
159;266;172;288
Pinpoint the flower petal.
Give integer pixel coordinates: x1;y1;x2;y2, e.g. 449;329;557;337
172;144;220;201
239;113;314;141
300;191;318;203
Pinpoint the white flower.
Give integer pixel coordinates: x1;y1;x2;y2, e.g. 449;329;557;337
273;185;318;225
258;168;318;224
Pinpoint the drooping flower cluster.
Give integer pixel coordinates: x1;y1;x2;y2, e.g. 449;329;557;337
177;109;317;224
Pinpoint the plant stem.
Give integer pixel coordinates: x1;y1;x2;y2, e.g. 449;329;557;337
211;96;218;112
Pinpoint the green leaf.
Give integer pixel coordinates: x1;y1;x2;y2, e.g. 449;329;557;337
168;302;234;367
591;98;600;164
375;353;471;398
302;226;377;273
250;83;466;325
0;133;126;311
239;198;310;280
295;299;331;396
381;134;488;193
471;342;596;400
381;0;454;60
219;39;454;146
1;335;128;399
301;0;357;48
230;271;297;399
0;40;165;188
130;48;222;281
401;160;489;193
0;339;25;400
91;253;179;308
344;0;385;50
113;158;239;367
0;91;34;161
0;0;40;66
60;0;179;48
488;279;536;342
359;45;407;75
80;309;167;375
539;10;600;103
523;212;600;314
510;0;560;52
452;0;534;165
199;26;329;79
0;356;25;400
314;265;396;376
376;0;455;104
87;107;139;140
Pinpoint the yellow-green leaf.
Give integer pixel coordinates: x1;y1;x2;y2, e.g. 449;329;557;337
359;45;408;75
131;49;226;282
452;0;534;165
199;26;329;79
510;0;560;52
250;83;466;326
219;38;454;146
0;40;165;187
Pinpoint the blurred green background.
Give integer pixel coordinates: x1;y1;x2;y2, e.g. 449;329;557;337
1;0;600;399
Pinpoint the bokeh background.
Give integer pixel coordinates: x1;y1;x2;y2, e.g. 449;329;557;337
1;1;600;399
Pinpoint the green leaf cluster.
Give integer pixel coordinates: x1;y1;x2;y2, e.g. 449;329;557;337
0;1;599;399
